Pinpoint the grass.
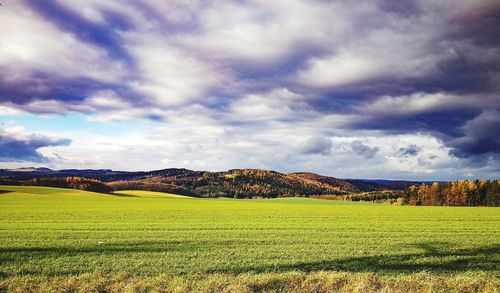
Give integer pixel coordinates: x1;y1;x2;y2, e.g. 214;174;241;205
112;190;194;198
1;271;498;292
0;185;499;292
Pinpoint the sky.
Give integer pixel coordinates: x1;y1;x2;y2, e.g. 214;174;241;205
0;0;499;180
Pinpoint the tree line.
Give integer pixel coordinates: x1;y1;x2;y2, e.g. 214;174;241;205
5;175;499;206
108;180;195;196
401;180;499;206
309;190;402;203
24;177;111;193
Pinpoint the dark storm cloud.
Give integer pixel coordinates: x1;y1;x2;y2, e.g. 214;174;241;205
0;128;71;162
450;3;500;48
351;107;480;138
346;91;500;160
448;110;500;158
0;74;106;105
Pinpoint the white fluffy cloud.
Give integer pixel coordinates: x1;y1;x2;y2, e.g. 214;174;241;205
297;19;443;88
0;2;126;83
124;37;226;106
228;88;312;121
175;0;346;63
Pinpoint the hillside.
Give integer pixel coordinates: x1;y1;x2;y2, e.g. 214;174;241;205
0;167;421;198
293;172;362;193
109;169;351;198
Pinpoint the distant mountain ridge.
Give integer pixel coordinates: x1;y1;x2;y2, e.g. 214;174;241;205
0;167;425;197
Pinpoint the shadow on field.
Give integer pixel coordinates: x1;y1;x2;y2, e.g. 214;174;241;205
0;241;202;256
234;242;500;274
0;190;13;194
1;241;498;275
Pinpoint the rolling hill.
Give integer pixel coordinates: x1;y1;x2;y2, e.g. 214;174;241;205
0;167;422;198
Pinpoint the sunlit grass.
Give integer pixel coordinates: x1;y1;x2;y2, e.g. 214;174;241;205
112;190;194;198
0;185;498;291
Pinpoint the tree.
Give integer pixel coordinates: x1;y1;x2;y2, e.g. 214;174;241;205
428;182;445;206
417;183;429;206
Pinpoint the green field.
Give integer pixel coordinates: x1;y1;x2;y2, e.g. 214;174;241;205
0;186;499;292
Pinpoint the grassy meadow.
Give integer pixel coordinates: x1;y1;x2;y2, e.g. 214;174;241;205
0;185;499;292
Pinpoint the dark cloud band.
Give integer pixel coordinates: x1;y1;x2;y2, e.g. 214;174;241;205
0;128;71;162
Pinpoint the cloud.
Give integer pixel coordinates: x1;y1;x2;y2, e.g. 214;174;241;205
298;0;500;90
397;144;422;157
296;9;440;88
354;92;478;117
299;136;333;155
448;110;500;157
0;0;499;179
351;141;379;158
0;125;71;162
2;0;498;112
228;88;312;122
345;92;499;161
123;35;227;106
0;1;127;104
174;0;350;64
0;90;132;117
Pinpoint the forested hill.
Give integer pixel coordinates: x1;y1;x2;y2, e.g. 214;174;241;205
109;169;358;197
0;167;421;198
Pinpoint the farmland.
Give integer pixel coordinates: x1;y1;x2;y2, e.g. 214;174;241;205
0;186;499;292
